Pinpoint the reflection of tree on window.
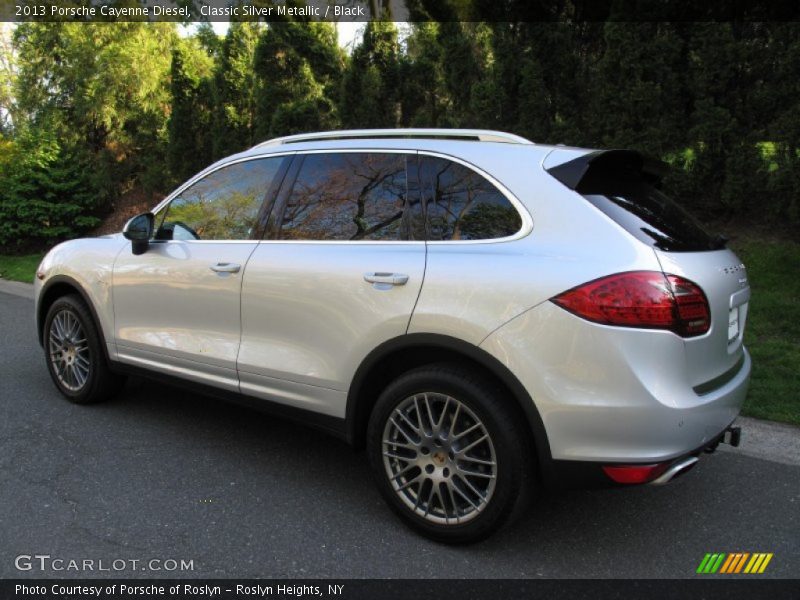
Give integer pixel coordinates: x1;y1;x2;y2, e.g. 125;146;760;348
458;203;522;240
279;153;408;241
158;158;282;241
167;190;262;240
421;157;522;241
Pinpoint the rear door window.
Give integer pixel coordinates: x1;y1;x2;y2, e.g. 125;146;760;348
273;152;410;241
577;168;723;252
418;156;522;241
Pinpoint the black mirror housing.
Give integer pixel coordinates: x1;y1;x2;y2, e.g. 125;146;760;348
123;212;154;255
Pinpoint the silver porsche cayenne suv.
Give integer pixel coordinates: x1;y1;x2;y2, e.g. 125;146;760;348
34;129;750;543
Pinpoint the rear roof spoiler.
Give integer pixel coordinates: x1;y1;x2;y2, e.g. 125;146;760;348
546;149;669;190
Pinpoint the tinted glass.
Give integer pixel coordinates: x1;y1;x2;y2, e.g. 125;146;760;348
158;157;284;241
577;168;723;252
276;153;408;241
419;156;522;241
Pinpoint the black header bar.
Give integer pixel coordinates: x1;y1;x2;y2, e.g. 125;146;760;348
3;579;800;600
3;0;800;23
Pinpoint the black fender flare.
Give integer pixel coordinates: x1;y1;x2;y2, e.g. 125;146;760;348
345;333;553;471
37;275;112;365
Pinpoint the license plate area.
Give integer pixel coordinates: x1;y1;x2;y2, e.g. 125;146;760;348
728;306;740;343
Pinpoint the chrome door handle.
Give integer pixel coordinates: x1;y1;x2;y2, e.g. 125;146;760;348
364;272;409;286
210;263;241;273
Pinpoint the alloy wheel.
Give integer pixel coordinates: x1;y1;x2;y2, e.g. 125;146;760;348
382;392;498;525
48;309;91;392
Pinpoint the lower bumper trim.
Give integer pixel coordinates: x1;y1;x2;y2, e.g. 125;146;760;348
546;421;738;490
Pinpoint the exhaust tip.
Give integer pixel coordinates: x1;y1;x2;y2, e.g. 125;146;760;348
649;456;699;485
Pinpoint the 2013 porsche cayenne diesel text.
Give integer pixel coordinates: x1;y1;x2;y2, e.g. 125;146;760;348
34;129;750;543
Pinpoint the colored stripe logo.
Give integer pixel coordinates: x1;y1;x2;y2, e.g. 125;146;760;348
697;553;773;574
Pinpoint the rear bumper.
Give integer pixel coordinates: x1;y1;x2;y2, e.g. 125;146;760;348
480;301;751;465
546;423;736;489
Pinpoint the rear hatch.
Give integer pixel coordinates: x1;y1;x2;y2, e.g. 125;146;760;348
548;150;750;390
656;248;748;390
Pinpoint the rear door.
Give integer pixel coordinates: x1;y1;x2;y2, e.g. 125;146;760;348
237;151;426;418
571;156;749;388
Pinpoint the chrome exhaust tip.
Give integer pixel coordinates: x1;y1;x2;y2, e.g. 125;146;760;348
649;456;699;485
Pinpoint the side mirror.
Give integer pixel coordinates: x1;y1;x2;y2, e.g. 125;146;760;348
123;212;154;255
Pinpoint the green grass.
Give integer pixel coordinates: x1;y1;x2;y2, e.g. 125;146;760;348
732;238;800;426
1;240;797;425
0;253;44;283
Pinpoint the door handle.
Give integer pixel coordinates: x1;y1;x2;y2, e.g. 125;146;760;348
364;272;409;286
210;263;241;273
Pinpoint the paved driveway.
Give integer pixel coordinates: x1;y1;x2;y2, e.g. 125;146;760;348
1;289;797;579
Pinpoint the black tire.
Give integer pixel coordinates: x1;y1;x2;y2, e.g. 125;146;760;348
43;294;125;404
366;363;534;544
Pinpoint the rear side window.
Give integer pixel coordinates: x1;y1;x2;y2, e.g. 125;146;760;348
275;153;409;241
577;168;723;252
418;156;522;241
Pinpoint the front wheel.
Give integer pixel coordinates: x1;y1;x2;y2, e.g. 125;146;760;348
43;294;124;404
367;364;533;543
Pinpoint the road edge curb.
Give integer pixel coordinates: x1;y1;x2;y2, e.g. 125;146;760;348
0;277;34;299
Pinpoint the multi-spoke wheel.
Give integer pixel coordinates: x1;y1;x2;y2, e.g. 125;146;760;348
48;308;91;392
43;294;124;404
383;393;497;525
368;364;533;543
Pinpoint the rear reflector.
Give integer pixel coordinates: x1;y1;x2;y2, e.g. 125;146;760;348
602;463;670;484
551;271;710;337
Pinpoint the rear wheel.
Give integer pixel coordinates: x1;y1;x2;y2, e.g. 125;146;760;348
367;364;532;543
44;295;124;404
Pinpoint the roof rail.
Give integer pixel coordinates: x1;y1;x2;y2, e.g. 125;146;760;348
252;129;533;149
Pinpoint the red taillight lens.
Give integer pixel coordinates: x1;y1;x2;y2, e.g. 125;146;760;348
666;274;711;336
551;271;710;337
602;463;670;484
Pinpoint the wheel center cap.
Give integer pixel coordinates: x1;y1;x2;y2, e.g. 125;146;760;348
432;451;447;465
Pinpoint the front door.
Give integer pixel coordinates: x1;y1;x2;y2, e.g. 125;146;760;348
112;155;290;392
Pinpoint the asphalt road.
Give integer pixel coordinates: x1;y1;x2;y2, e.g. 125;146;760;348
1;289;798;579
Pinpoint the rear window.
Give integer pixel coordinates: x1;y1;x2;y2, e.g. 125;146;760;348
576;168;724;252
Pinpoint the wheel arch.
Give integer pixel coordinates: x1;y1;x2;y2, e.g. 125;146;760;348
37;276;111;364
346;333;552;472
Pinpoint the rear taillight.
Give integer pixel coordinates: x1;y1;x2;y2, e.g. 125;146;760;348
551;271;710;337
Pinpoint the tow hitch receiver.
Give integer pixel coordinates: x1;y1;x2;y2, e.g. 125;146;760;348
723;426;742;447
